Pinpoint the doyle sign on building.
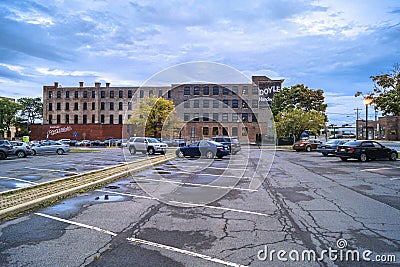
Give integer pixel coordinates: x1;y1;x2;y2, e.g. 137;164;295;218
252;76;284;102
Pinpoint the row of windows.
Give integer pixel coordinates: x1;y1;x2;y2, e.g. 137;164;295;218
190;126;248;137
48;114;132;125
48;90;134;99
48;102;133;111
183;85;258;96
183;99;256;109
183;113;257;123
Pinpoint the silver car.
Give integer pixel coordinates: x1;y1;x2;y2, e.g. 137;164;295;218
10;141;33;158
31;140;71;155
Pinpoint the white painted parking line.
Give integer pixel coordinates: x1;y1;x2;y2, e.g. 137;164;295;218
24;167;78;174
35;213;247;267
96;190;271;217
390;178;400;181
360;167;400;172
133;177;257;192
167;170;254;180
0;176;39;185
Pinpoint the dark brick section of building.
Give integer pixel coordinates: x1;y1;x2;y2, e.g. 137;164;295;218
356;116;400;141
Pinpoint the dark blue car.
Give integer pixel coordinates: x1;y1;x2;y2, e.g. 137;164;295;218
176;140;230;159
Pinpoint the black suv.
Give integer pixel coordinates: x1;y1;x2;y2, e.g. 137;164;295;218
0;140;14;160
210;136;241;154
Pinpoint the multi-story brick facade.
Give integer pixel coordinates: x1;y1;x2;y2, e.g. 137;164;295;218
33;76;283;143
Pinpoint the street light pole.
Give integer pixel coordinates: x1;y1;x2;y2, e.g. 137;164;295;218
363;97;373;140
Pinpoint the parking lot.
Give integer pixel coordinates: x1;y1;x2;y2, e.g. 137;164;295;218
0;148;399;266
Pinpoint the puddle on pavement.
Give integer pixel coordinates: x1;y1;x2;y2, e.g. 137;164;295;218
105;185;120;189
20;175;42;181
64;167;77;172
0;180;33;189
153;171;171;175
63;173;76;177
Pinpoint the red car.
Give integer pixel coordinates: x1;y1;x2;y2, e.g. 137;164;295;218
292;139;322;152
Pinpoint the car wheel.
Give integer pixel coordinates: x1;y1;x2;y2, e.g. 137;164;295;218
177;150;185;158
389;152;397;161
17;151;26;158
57;149;64;155
160;151;166;155
148;147;155;155
32;149;37;156
217;155;224;159
359;153;368;162
129;146;136;155
322;152;328;156
340;157;348;161
206;150;214;159
0;151;6;160
306;146;312;152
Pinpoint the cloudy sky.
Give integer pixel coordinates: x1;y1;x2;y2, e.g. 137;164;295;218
0;0;399;125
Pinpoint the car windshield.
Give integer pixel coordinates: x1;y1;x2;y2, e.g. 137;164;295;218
147;138;159;143
208;140;222;146
326;140;340;144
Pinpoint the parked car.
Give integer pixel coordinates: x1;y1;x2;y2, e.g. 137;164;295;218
174;139;187;147
335;140;398;162
127;137;168;155
76;140;91;146
328;134;344;139
31;140;70;155
104;138;118;146
10;141;33;158
342;133;356;138
0;140;14;160
58;139;72;145
316;139;353;156
292;139;323;152
210;136;241;154
91;140;105;146
176;140;230;159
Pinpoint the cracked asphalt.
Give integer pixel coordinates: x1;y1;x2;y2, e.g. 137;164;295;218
0;148;399;266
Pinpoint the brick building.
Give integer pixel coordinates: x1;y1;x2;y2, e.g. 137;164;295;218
32;76;284;143
356;115;400;141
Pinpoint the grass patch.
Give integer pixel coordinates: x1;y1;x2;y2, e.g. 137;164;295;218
70;149;103;153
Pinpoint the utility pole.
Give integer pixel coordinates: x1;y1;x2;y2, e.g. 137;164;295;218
354;108;361;139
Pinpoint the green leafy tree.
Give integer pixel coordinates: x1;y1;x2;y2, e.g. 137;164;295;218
17;97;43;124
127;96;182;138
271;84;327;117
0;98;20;138
275;109;326;140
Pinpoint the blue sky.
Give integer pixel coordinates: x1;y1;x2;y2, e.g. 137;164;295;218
0;0;399;125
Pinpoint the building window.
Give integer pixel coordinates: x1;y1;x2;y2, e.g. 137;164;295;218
92;102;95;110
83;102;87;110
252;86;258;95
101;102;105;110
242;127;248;136
48;115;52;124
193;100;199;108
212;127;218;136
232;86;238;95
65;91;70;98
203;127;209;136
213;100;219;108
232;99;239;108
242;100;249;108
110;102;114;110
119;114;123;124
167;91;171;98
110;90;114;98
252;99;258;108
56;102;61;110
92;114;95;123
48;103;53;111
118;102;123;110
232;127;238;136
203;113;209;121
74;102;78;110
128;114;132;120
184;100;190;108
101;91;105;98
190;126;196;138
232;113;239;122
140;90;144;98
223;100;229;108
149;90;153;96
252;113;258;122
213;86;219;95
83;115;87;124
128;102;132;110
83;91;88;98
184;113;190;122
119;90;123;98
128;90;132;98
203;100;209;108
193;113;200;122
74;91;79;98
65;102;69;111
222;113;228;122
56;115;61;124
57;91;61;98
159;90;163;97
110;114;114;124
65;114;69;124
92;91;96;98
213;113;219;121
223;87;229;95
74;115;78;124
242;113;248;122
242;86;248;95
100;114;105;123
48;91;53;99
203;86;209;95
194;86;200;95
184;86;190;95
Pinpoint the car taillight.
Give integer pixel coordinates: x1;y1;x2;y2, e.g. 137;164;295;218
348;147;355;153
217;147;223;150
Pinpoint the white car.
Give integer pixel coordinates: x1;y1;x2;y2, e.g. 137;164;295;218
127;137;168;155
31;140;71;155
10;141;33;158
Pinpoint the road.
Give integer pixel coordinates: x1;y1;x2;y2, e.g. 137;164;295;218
0;149;399;266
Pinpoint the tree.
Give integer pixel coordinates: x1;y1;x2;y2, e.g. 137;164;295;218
275;109;326;140
368;64;400;115
271;84;327;117
0;98;20;138
17;97;43;124
127;96;182;138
